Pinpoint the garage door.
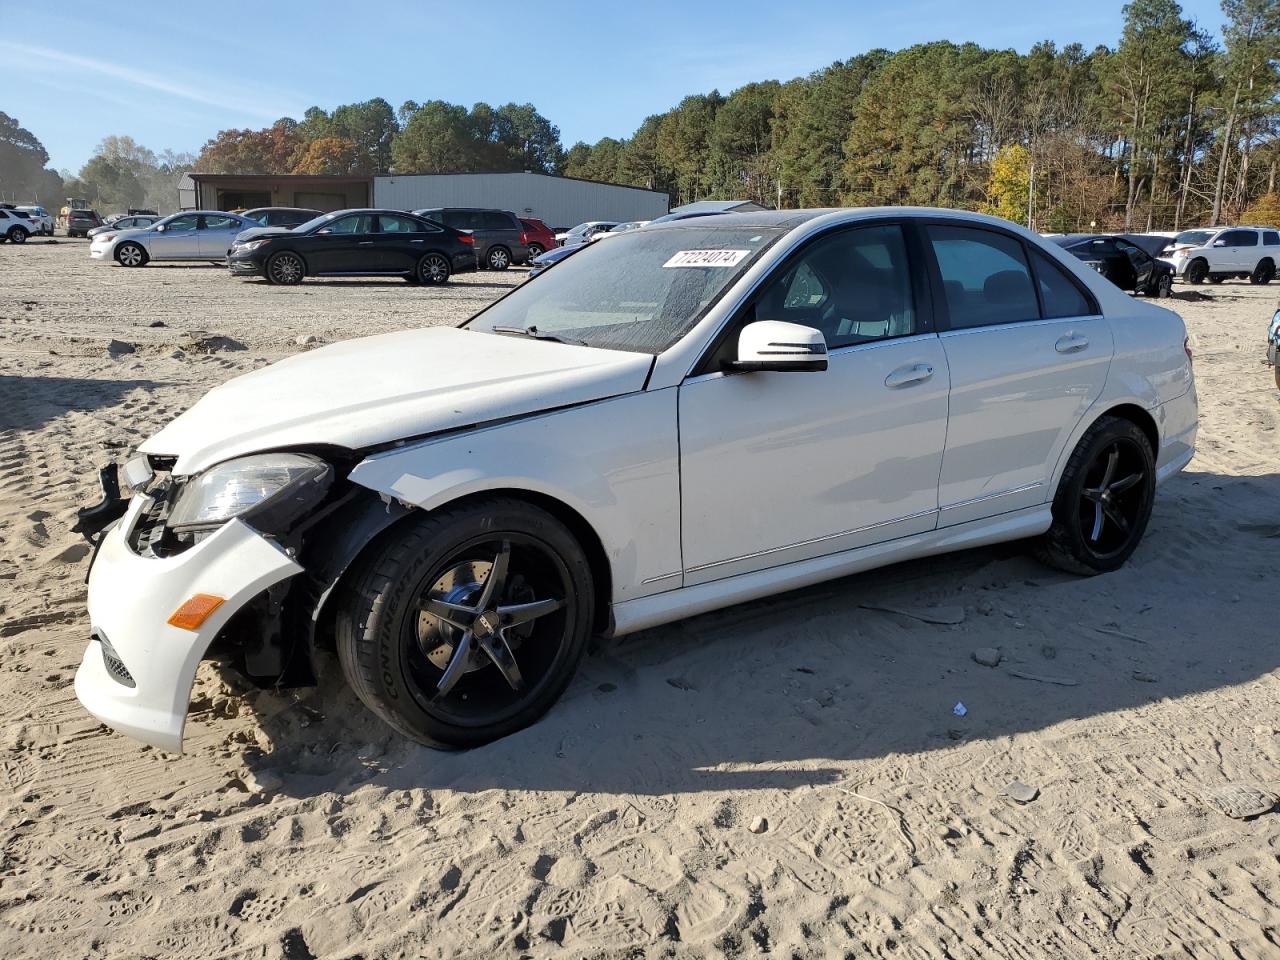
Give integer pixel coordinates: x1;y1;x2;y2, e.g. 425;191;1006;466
293;192;348;212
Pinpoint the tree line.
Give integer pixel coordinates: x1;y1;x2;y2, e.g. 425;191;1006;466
4;0;1279;229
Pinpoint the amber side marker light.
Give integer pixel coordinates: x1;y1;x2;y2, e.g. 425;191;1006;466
167;594;225;631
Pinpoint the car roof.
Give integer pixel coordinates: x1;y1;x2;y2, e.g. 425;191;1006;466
243;206;322;213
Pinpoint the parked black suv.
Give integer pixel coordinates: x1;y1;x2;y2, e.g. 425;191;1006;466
413;207;527;270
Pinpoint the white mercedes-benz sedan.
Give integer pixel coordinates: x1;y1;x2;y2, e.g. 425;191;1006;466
73;208;1198;752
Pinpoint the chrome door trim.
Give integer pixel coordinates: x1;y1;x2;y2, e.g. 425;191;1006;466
937;315;1105;338
684;507;940;575
939;481;1043;513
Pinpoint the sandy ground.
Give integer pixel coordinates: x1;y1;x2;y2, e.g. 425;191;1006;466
1;238;1278;959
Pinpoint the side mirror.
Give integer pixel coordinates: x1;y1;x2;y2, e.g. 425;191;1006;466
317;228;332;235
154;224;166;232
731;320;828;372
1213;239;1227;247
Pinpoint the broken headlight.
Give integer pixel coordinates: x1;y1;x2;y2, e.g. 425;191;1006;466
168;453;332;534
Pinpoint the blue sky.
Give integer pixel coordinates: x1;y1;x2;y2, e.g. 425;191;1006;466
5;0;1229;173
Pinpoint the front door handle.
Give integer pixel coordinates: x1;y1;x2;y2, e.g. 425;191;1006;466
884;363;934;388
1056;333;1088;353
357;241;374;246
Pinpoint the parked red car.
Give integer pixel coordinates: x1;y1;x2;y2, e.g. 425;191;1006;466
519;218;557;259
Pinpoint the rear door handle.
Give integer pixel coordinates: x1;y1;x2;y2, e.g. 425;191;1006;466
885;363;934;388
357;241;374;246
410;239;424;243
1056;334;1088;353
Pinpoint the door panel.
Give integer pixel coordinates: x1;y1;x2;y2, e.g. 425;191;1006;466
198;215;243;257
307;213;375;273
678;222;948;585
925;224;1114;527
374;214;427;272
679;338;949;583
149;215;199;258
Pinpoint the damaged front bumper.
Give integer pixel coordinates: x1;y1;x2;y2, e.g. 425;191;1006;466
74;493;303;752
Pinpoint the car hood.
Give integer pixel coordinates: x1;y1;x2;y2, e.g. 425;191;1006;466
141;326;653;475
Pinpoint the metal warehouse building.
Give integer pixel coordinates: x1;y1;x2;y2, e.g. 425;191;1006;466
373;173;669;229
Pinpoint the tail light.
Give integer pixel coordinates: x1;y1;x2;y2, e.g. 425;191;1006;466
1184;336;1193;362
519;230;528;244
458;234;474;245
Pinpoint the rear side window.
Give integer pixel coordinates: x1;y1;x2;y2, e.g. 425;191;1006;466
927;225;1039;329
377;214;421;233
1032;251;1093;319
1264;231;1279;246
481;211;514;230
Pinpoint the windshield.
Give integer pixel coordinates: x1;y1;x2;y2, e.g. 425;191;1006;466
1174;230;1214;246
465;225;784;353
295;211;341;233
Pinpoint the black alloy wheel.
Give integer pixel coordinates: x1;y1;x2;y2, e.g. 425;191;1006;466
1185;259;1208;284
1038;416;1155;575
418;252;451;284
1251;260;1275;285
266;251;305;285
336;499;594;748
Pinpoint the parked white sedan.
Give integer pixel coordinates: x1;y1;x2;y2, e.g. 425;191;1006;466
89;210;256;266
73;208;1197;752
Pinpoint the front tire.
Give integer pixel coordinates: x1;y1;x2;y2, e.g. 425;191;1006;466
115;242;146;267
1037;416;1156;576
335;499;595;748
1185;259;1208;284
9;227;28;244
266;251;305;285
1150;272;1173;297
486;246;511;271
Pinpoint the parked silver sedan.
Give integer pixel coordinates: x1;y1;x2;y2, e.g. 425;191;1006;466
89;211;257;266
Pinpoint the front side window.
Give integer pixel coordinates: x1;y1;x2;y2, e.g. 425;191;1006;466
928;225;1039;329
321;214;373;235
752;224;916;348
1223;229;1259;246
466;225;783;353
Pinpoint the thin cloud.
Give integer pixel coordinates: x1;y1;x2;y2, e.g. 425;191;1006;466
3;43;295;121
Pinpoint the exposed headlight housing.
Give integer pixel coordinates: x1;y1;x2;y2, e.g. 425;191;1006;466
168;453;332;533
237;238;273;251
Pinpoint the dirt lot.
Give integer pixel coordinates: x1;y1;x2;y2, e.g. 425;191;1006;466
2;238;1279;959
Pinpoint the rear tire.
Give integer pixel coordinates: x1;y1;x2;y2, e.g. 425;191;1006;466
9;227;28;244
1037;416;1156;576
335;499;594;748
417;252;451;285
1185;259;1208;284
528;243;545;259
1251;259;1275;285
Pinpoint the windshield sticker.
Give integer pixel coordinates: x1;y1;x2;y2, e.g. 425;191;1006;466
663;249;752;268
